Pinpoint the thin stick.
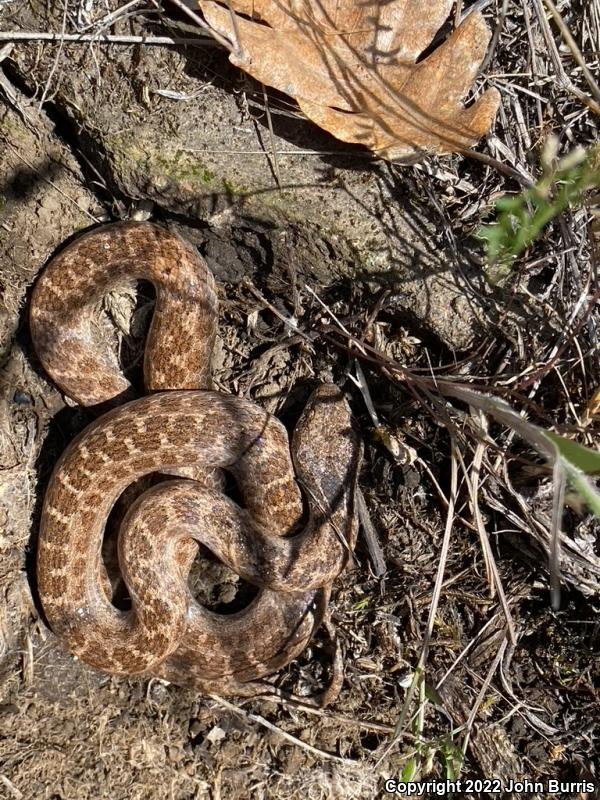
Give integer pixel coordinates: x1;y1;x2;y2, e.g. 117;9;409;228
456;434;517;644
305;285;361;345
435;611;504;690
244;281;307;339
225;0;242;55
261;83;282;188
356;488;387;578
454;1;463;28
167;0;233;51
532;0;600;116
417;441;458;672
208;696;358;765
78;0;145;32
376;444;459;765
257;693;394;734
351;359;380;427
550;460;565;610
0;42;13;61
38;0;68;109
0;776;23;800
480;0;509;73
461;635;508;756
543;0;600;110
466;147;534;187
0;31;214;46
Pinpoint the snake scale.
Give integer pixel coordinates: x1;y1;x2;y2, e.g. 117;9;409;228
31;221;362;696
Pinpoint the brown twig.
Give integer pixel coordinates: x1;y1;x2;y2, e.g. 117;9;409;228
543;0;600;112
0;31;214;46
208;696;358;764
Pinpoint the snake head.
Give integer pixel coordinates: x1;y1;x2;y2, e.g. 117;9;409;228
292;383;362;534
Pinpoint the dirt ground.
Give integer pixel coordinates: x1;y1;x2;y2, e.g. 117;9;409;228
0;1;599;799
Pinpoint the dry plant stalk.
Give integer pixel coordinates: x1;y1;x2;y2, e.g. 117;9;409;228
197;0;500;161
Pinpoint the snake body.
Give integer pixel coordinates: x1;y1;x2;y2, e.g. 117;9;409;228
31;222;361;695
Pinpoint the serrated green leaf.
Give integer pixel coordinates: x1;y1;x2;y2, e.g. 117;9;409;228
479;142;600;268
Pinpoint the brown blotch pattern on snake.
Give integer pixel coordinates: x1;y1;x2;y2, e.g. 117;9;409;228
31;221;362;695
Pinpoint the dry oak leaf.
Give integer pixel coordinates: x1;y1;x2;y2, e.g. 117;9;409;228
197;0;501;161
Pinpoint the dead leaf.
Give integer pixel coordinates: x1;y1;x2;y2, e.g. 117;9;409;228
197;0;500;161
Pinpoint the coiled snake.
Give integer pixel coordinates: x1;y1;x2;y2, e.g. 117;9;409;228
31;221;362;696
